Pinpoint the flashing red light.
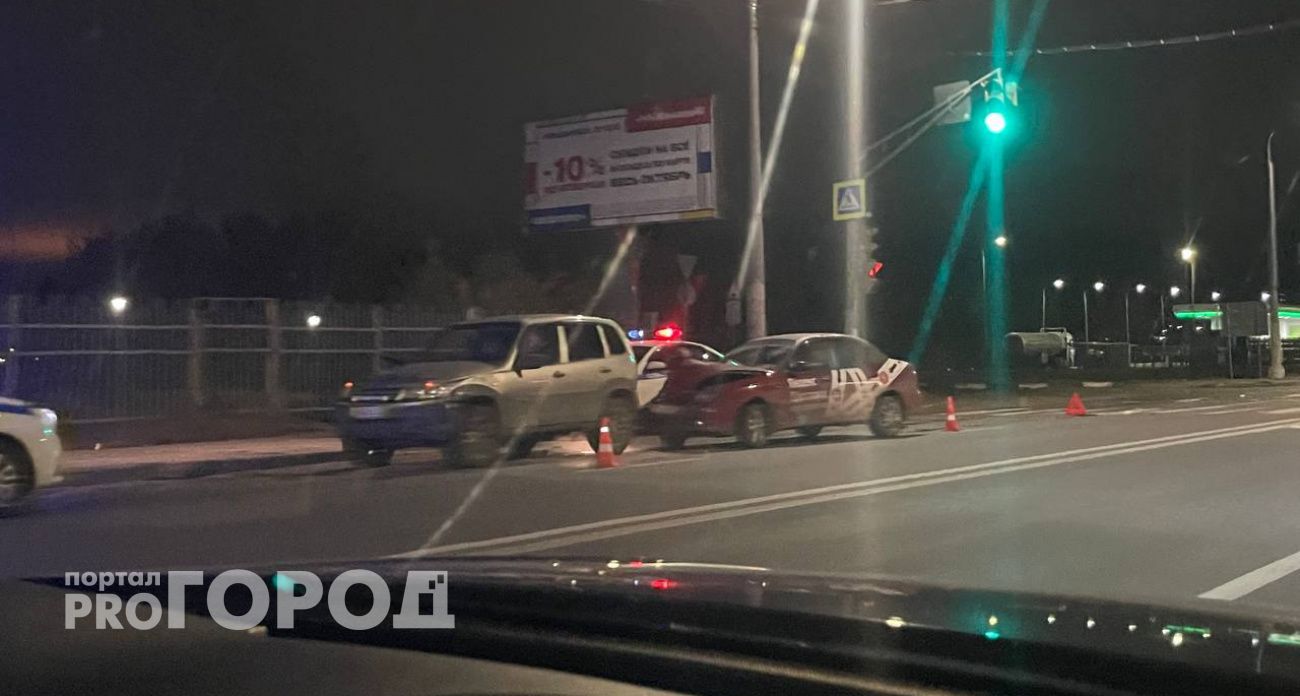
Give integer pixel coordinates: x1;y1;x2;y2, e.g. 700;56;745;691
868;261;884;278
627;560;644;568
652;323;683;341
649;578;678;591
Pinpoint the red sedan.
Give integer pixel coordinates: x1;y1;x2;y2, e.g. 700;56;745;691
647;333;922;449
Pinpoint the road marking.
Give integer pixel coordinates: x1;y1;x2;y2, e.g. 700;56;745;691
953;407;1026;416
576;456;703;473
1152;403;1260;414
1197;407;1269;415
1261;407;1300;415
990;408;1058;417
392;418;1300;558
1176;397;1205;403
1199;549;1300;601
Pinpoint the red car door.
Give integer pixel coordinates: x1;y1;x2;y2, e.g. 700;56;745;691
784;338;836;428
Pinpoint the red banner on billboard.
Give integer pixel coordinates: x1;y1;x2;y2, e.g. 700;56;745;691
625;97;713;133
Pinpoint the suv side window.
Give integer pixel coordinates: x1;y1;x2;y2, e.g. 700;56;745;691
598;324;628;355
564;322;606;362
516;324;561;367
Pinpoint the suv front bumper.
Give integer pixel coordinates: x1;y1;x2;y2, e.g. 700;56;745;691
334;400;459;449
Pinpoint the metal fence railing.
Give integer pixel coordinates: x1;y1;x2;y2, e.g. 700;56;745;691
0;296;466;423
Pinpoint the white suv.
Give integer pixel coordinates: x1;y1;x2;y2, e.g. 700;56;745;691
0;397;62;511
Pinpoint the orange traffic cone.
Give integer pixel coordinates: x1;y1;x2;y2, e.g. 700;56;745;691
1065;392;1088;416
596;417;619;468
945;396;961;432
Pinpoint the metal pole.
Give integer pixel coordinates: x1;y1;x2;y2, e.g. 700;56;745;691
981;249;987;356
1040;287;1046;330
1082;290;1090;346
744;0;767;339
1190;259;1196;306
1226;303;1235;379
842;0;870;338
1267;130;1286;379
1124;291;1132;367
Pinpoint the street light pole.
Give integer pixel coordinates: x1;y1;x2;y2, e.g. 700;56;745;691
1267;130;1286;379
1082;290;1090;345
841;0;870;338
1040;287;1046;330
1124;291;1131;366
744;0;767;339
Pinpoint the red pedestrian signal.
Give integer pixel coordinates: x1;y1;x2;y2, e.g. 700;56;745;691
867;261;884;278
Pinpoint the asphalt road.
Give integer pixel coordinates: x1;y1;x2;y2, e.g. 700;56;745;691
8;387;1300;616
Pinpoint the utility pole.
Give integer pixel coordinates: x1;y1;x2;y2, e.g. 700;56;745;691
1267;130;1286;379
842;0;870;338
744;0;767;339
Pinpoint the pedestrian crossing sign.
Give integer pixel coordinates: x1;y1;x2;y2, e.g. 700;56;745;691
833;178;866;221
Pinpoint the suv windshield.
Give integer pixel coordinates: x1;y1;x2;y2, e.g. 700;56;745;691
423;322;520;364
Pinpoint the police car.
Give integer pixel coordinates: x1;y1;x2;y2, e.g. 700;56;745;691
628;323;726;407
0;397;62;510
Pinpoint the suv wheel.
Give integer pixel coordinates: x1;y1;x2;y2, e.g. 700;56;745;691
587;395;635;454
735;402;771;448
343;439;394;467
0;440;35;513
446;402;502;468
869;393;906;438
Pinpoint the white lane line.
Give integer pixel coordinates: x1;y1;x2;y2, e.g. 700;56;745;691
990;408;1059;417
952;407;1027;416
576;457;703;473
1176;397;1206;403
1153;403;1261;414
1199;549;1300;601
1198;407;1270;415
391;418;1300;559
1261;407;1300;415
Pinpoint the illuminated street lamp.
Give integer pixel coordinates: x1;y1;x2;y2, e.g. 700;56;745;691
993;234;1008;248
306;314;323;329
1124;284;1148;367
1179;246;1197;302
1083;281;1104;345
1170;286;1181;298
1262;291;1272;303
108;296;129;315
1210;291;1222;302
1041;278;1064;329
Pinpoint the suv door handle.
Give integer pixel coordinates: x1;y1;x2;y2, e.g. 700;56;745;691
552;370;566;378
599;367;612;374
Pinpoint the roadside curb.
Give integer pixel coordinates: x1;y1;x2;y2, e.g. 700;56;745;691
58;451;343;488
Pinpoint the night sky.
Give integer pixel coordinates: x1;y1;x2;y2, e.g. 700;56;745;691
3;0;1300;359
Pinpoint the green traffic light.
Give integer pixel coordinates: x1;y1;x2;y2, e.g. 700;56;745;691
984;111;1007;134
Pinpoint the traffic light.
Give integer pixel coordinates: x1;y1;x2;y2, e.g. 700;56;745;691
981;70;1017;135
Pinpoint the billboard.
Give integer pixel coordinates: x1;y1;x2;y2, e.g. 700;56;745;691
524;96;717;231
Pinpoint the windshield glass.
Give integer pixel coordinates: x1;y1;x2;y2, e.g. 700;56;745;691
424;322;520;363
